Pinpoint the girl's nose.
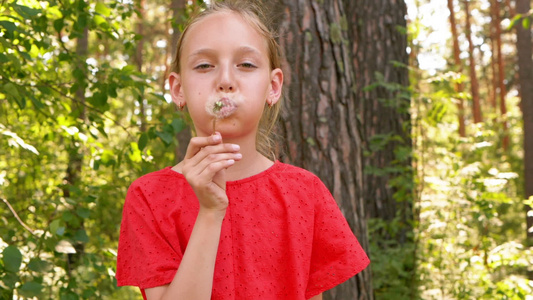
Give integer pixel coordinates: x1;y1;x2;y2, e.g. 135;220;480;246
217;65;235;92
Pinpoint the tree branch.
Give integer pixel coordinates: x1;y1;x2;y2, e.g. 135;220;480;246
2;198;35;235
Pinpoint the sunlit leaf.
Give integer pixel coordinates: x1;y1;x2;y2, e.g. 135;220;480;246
55;240;76;254
95;3;111;17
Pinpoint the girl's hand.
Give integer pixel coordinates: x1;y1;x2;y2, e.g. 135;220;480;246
181;132;241;213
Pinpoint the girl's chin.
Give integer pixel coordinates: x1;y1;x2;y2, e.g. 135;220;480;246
202;123;256;139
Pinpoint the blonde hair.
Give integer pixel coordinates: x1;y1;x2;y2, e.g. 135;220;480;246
171;0;283;160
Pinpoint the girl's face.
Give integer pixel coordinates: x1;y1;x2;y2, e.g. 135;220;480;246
170;11;283;139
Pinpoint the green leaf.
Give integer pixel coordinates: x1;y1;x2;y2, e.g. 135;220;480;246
100;150;116;165
2;272;19;288
13;4;41;18
171;118;185;134
53;18;64;33
3;82;20;99
72;68;85;82
60;291;79;300
2;245;22;273
93;15;107;27
0;21;17;35
28;258;52;272
90;92;108;107
523;16;531;29
50;219;66;236
138;133;148;151
156;131;174;145
76;207;91;219
95;3;111;17
74;230;89;243
18;281;43;298
508;14;522;30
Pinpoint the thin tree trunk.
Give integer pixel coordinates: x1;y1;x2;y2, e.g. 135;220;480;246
135;0;147;132
492;0;509;149
65;25;88;275
464;0;483;124
515;0;533;245
272;1;372;298
505;0;515;17
448;0;466;137
490;36;498;110
169;0;191;163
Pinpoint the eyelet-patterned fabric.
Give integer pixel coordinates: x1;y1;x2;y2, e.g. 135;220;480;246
116;161;369;299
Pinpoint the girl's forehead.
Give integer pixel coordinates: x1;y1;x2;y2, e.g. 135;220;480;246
182;11;268;54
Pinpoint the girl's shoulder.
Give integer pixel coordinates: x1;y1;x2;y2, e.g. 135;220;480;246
126;167;189;200
272;161;321;181
130;167;185;186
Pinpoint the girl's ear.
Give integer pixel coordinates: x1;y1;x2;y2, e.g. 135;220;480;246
268;68;283;106
169;72;185;107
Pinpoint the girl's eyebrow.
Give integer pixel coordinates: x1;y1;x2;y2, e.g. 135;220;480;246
188;46;262;59
235;46;261;56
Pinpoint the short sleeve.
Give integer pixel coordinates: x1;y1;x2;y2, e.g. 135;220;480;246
305;178;370;298
116;181;182;289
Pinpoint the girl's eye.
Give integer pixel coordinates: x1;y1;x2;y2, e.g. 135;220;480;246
239;62;257;68
194;64;212;70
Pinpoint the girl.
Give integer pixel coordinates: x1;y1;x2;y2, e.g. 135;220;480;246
116;1;370;299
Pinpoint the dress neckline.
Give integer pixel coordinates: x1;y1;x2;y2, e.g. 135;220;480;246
164;160;282;185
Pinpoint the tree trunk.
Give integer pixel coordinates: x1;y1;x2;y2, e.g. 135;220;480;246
135;0;147;132
169;0;191;163
448;0;466;137
346;0;412;239
272;1;372;298
492;0;509;149
515;0;533;244
490;35;498;110
505;0;515;18
65;24;88;275
464;0;483;124
347;0;414;295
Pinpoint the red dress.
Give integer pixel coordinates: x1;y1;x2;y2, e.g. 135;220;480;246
116;161;369;299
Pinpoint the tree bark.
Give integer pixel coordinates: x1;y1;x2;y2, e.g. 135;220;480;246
448;0;466;137
346;0;414;295
65;24;88;275
272;1;372;298
515;0;533;243
135;0;147;132
464;0;483;124
490;34;498;110
492;0;509;149
169;0;191;163
345;0;412;242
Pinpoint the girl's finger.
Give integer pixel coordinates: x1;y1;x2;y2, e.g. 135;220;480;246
184;142;241;172
184;133;223;160
189;152;242;177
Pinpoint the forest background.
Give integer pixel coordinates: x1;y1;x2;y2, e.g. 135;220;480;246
1;0;532;299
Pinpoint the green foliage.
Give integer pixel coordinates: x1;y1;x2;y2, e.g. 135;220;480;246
0;0;189;298
364;70;417;299
412;69;533;299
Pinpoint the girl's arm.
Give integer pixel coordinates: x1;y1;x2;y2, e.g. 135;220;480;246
310;293;323;300
145;133;241;300
144;208;224;300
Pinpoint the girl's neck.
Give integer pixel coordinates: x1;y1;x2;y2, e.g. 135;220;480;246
221;135;274;181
